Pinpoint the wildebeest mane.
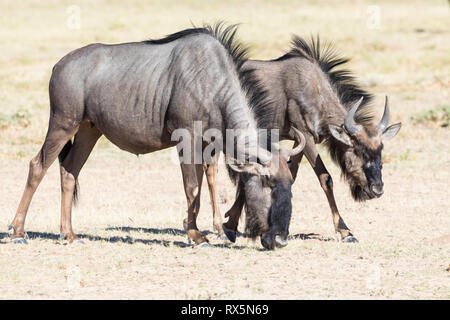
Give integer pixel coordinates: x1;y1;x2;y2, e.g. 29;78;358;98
277;35;375;125
276;36;379;198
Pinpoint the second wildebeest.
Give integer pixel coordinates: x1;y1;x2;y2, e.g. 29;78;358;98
203;36;401;244
8;24;303;248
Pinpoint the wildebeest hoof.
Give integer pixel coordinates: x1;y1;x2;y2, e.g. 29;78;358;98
222;224;236;243
343;236;358;243
8;224;13;231
183;220;188;232
194;242;211;248
218;233;229;241
275;235;288;248
73;239;85;245
12;237;27;244
59;233;66;241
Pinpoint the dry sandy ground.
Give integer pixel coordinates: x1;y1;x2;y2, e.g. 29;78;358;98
0;0;449;299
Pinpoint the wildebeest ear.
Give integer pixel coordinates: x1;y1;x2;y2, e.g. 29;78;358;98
382;122;401;141
328;124;353;147
228;162;270;176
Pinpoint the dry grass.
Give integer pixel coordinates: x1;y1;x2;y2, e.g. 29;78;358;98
0;0;449;299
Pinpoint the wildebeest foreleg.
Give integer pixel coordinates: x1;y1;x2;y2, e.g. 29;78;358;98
180;163;209;246
287;140;304;180
303;140;356;242
222;181;245;243
203;154;224;237
10;126;78;241
59;122;101;243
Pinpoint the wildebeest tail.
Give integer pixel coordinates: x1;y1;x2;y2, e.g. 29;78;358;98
58;140;79;206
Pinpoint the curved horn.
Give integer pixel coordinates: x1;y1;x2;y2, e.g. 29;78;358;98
290;126;306;156
280;127;306;161
344;97;364;135
378;95;390;132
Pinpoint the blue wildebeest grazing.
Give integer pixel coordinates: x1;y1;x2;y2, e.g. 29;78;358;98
202;36;401;244
8;24;305;248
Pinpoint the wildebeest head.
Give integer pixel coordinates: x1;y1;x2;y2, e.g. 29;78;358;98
230;127;305;249
328;96;401;201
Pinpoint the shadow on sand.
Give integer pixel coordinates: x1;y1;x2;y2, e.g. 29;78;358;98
0;228;246;249
105;226;214;237
289;233;336;242
0;228;334;249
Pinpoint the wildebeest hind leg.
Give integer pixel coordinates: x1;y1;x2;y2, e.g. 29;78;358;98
303;142;356;241
203;154;224;238
59;121;101;243
10;124;79;241
180;163;209;246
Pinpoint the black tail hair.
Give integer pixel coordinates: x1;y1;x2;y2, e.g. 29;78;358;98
58;140;79;206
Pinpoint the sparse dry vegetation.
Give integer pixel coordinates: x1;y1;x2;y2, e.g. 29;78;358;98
411;104;450;127
0;0;449;299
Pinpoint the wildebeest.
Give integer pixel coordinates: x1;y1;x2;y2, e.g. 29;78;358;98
204;36;401;244
8;24;304;248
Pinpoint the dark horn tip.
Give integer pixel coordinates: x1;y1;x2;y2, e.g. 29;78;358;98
379;95;391;131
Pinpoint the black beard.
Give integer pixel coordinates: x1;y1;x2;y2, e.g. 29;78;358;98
350;184;374;202
268;182;293;232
